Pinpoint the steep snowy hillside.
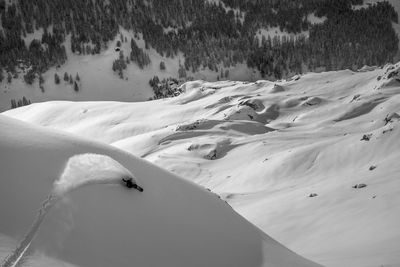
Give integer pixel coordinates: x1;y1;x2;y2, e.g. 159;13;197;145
0;115;320;267
0;29;259;112
5;63;400;266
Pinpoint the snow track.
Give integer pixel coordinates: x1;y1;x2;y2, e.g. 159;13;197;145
1;154;137;267
1;195;57;267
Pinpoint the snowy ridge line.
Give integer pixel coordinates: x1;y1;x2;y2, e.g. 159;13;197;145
1;153;138;267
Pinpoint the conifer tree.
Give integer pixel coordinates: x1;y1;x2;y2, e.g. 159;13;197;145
160;61;166;70
11;99;17;109
54;73;60;84
74;81;79;92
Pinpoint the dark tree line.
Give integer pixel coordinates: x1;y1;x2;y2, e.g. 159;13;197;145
10;96;31;109
0;0;398;83
129;38;151;69
149;76;183;99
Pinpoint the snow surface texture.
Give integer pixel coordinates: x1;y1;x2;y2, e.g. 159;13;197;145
1;154;136;267
5;62;400;267
0;115;319;267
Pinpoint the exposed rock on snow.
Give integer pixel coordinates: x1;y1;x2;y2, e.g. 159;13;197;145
369;165;377;171
360;134;372;141
352;183;367;189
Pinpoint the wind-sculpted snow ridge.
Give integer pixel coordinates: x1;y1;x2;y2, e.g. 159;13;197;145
1;153;138;267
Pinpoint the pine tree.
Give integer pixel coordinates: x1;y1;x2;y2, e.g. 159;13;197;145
64;72;69;81
86;45;92;55
178;64;186;78
11;99;17;109
74;81;79;92
224;69;229;78
24;70;36;85
22;96;29;106
76;73;80;81
54;73;60;84
160;61;166;70
39;74;44;85
7;73;12;83
39;74;45;92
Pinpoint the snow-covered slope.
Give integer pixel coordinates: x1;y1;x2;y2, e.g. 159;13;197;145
0;28;259;112
5;62;400;266
0;115;320;267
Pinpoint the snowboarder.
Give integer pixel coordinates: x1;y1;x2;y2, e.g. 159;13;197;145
122;177;143;192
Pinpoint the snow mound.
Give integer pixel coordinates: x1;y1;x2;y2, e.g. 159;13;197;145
173;86;216;104
269;84;285;93
0;115;320;267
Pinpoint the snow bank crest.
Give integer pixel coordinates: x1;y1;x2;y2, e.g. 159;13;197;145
53;153;134;196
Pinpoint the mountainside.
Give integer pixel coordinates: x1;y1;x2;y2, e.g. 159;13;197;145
0;114;321;267
5;62;400;266
1;0;399;111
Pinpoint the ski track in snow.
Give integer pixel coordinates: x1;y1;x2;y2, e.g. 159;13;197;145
1;154;136;267
1;195;57;267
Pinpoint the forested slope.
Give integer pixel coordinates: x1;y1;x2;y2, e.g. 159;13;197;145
0;0;398;84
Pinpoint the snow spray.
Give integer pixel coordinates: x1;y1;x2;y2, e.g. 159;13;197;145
1;153;136;267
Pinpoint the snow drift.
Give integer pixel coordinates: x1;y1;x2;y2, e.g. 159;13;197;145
0;115;320;267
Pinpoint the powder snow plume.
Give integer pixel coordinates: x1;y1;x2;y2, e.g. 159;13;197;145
52;153;135;197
